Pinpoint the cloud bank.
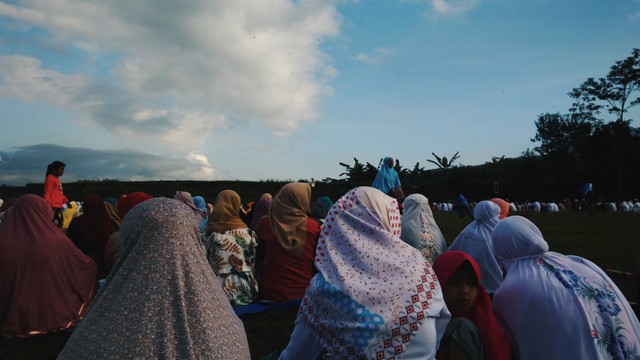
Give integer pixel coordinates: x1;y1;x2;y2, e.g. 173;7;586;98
0;144;219;186
0;0;341;148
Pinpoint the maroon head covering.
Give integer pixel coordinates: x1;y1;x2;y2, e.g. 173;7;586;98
0;197;16;213
117;192;153;220
249;198;272;230
66;195;118;278
432;251;512;360
0;194;97;338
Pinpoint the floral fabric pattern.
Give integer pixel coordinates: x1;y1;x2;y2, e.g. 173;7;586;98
538;257;640;359
206;228;259;305
401;194;447;264
300;187;448;359
418;213;442;262
491;216;640;360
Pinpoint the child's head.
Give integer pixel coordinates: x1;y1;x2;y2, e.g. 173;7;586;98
46;161;66;177
442;261;479;316
432;251;481;317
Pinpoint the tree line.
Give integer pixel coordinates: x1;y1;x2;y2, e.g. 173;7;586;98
1;50;638;203
330;49;640;202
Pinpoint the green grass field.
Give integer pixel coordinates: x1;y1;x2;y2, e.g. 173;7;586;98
2;211;639;359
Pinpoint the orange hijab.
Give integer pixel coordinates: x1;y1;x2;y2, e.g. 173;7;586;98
207;190;247;233
267;183;311;257
490;198;510;219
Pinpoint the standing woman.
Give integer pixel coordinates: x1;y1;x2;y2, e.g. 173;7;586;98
43;160;70;228
372;156;403;202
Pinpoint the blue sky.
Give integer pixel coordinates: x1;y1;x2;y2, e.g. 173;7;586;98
0;0;639;187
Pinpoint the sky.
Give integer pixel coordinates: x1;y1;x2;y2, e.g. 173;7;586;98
0;0;639;187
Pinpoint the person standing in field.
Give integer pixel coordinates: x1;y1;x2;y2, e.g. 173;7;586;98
43;160;70;228
372;157;403;202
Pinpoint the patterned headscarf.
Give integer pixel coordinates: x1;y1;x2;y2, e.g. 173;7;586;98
267;182;312;256
299;187;447;359
492;216;640;359
58;198;250;359
174;190;207;220
207;190;247;234
401;193;447;264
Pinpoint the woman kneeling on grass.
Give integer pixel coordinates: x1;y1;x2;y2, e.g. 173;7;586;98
492;216;640;360
58;198;250;360
278;186;450;359
0;194;97;339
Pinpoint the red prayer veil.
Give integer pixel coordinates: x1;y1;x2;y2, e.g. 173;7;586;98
117;192;153;219
433;251;512;360
0;194;97;338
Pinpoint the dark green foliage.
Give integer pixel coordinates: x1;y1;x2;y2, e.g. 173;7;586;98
530;48;640;199
427;152;460;170
569;48;639;123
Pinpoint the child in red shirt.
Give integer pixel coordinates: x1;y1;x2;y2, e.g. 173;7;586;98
43;161;70;228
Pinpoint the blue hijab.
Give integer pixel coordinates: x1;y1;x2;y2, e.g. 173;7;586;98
192;196;208;234
371;157;401;194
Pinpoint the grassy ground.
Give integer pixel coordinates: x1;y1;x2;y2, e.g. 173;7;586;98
2;211;638;359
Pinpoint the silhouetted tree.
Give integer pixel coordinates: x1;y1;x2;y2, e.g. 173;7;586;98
531;113;597;157
569;48;639;124
427;152;460;170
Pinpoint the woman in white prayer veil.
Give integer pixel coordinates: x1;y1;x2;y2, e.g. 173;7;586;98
400;193;447;264
448;200;504;293
278;187;450;360
492;216;640;360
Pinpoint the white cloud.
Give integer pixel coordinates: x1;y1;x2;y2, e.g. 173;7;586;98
0;0;342;139
354;47;390;64
0;55;90;104
630;11;640;21
431;0;478;15
0;55;228;150
186;152;216;179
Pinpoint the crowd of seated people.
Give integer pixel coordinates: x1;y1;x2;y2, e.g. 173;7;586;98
1;183;639;360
